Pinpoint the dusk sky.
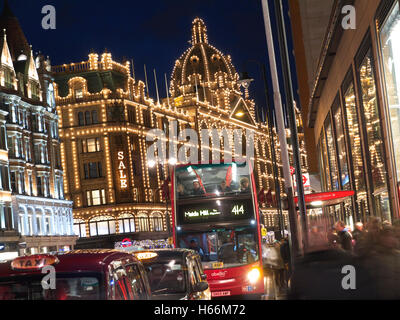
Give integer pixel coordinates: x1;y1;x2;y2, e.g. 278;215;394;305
7;0;274;110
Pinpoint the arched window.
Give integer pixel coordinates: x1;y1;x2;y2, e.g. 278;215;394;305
151;212;164;232
73;218;86;238
118;213;135;234
89;215;116;236
136;212;149;232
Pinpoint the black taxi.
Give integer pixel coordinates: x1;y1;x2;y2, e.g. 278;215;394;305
134;248;211;300
0;249;152;300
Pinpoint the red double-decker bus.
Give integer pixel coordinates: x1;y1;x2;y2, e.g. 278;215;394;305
171;162;264;299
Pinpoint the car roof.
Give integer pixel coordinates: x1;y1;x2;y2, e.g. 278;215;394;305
138;248;198;262
0;249;139;277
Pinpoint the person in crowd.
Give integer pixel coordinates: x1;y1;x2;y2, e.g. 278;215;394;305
308;225;326;249
177;183;187;197
334;221;353;252
192;180;205;196
352;222;364;243
327;227;339;249
239;177;250;193
189;239;204;259
217;180;232;193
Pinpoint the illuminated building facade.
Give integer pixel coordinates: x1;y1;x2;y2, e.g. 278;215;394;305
53;18;308;246
293;0;400;224
0;1;76;259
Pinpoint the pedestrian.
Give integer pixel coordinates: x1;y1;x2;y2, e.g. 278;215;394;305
279;236;291;292
327;227;339;249
352;222;364;243
308;225;326;249
334;221;353;252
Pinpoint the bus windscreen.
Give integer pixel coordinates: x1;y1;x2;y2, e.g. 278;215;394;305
175;163;252;199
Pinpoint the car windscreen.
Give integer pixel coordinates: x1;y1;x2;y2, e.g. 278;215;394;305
0;272;103;300
143;258;186;295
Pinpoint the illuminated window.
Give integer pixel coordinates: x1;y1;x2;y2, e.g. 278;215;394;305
89;216;116;236
358;50;390;222
151;212;164;232
86;189;106;206
332;101;350;190
319;128;331;191
343;82;367;192
324;114;339;190
82;138;101;153
118;213;135;233
73;219;87;238
75;88;83;98
136;213;149;232
379;2;400;182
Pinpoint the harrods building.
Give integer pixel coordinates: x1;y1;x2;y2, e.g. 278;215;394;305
53;18;308;247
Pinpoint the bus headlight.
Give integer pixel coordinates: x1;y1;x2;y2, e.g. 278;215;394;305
247;268;261;284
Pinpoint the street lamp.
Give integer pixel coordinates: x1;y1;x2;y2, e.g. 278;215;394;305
238;64;285;236
237;72;254;89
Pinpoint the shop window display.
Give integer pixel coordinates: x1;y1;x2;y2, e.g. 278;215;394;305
380;2;400;189
343;82;369;221
358;52;391;222
333;103;350;190
319;130;332;191
325;116;340;190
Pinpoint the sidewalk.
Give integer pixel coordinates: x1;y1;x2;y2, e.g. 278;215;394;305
262;267;289;300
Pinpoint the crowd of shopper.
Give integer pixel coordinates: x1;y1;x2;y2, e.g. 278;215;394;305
288;217;400;299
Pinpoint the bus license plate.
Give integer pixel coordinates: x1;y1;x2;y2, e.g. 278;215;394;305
212;262;224;269
212;291;231;297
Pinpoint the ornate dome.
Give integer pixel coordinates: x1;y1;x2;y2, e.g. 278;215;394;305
170;18;239;97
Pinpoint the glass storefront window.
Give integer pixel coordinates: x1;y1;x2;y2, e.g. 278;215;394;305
344;83;366;191
343;82;369;221
359;53;388;190
320;130;332;191
325;115;340;190
358;52;391;222
380;2;400;181
333;104;350;190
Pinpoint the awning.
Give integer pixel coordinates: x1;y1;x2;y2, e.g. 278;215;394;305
294;190;355;207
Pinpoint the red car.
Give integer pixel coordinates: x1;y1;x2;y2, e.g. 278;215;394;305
0;249;152;300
